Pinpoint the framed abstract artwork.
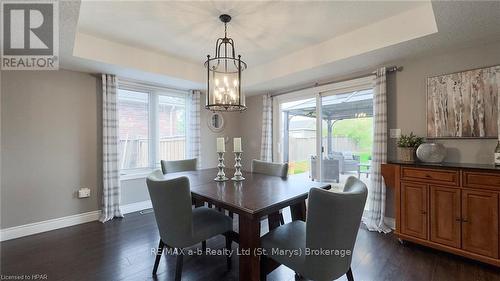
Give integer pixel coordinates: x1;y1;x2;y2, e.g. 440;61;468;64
427;65;500;138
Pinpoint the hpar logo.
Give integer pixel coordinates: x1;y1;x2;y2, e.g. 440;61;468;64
1;0;59;70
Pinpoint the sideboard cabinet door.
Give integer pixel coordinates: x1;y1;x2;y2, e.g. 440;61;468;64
401;182;428;239
429;185;461;248
461;189;499;258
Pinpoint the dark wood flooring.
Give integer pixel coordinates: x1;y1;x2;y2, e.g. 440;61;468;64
1;211;500;281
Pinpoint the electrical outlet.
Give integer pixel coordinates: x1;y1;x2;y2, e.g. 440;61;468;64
78;187;91;198
390;129;401;139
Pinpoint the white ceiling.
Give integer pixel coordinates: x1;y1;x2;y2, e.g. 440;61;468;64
247;1;500;94
59;1;500;95
77;1;424;65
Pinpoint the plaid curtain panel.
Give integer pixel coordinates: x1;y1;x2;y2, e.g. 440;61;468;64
363;67;391;233
100;74;124;222
260;94;273;162
189;90;201;168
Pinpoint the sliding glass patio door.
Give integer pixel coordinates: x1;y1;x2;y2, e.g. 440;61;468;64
319;89;374;188
274;76;374;187
279;97;317;177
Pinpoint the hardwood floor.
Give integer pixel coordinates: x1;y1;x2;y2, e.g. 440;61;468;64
1;211;500;281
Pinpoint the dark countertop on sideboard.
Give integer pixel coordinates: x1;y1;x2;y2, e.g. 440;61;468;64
387;160;500;171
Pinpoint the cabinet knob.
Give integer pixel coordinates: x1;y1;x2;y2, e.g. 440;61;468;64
421;210;427;214
462;218;469;223
455;218;461;222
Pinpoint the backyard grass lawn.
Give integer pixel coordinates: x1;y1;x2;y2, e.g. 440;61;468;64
289;160;310;175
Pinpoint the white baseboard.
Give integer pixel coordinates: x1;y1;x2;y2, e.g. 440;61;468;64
0;201;153;242
1;200;387;242
120;200;152;214
0;210;101;242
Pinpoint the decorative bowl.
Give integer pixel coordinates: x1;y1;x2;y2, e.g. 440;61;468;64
416;143;446;163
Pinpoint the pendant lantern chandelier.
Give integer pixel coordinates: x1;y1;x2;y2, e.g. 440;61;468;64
205;14;247;112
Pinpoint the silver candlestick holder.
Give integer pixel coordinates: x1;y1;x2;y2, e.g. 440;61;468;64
214;152;228;182
231;152;245;181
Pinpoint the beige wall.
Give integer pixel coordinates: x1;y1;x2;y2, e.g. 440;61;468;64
1;70;101;228
242;41;500;218
239;95;264;171
199;92;242;170
387;41;500;163
3;41;500;227
0;71;242;225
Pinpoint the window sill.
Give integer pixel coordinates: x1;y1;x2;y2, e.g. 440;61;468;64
120;169;155;181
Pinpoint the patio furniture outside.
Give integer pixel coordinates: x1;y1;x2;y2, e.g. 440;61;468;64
310;156;340;183
330;151;360;174
357;161;371;178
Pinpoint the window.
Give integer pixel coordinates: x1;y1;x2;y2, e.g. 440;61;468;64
158;95;186;162
117;81;189;177
118;89;150;170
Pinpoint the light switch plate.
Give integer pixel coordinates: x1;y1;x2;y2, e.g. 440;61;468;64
390;129;401;139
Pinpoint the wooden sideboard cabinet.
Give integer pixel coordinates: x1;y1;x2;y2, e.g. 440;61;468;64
382;162;500;267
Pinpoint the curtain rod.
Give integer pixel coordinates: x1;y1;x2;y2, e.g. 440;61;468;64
270;65;403;97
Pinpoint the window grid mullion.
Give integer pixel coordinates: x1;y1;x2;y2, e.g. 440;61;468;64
150;92;159;169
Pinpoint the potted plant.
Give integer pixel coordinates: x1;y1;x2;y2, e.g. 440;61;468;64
397;132;424;162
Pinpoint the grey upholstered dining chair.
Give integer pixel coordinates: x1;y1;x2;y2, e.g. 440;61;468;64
160;158;197;174
146;170;233;280
260;176;368;281
251;159;289;178
251;159;289;225
161;158;209;209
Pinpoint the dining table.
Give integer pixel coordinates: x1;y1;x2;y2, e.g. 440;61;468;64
157;168;331;281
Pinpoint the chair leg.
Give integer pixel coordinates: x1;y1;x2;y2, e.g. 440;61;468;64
202;240;207;252
346;267;354;281
175;249;184;281
260;254;267;281
225;234;232;270
152;239;165;275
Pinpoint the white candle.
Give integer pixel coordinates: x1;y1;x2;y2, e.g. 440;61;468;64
234;137;242;152
216;137;225;153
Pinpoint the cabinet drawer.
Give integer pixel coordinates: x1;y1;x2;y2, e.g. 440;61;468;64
462;171;500;191
401;167;458;185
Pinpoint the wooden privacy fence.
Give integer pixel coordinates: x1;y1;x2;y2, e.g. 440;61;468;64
119;136;186;169
289;136;358;162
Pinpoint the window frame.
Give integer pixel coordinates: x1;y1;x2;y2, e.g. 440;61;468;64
117;80;189;180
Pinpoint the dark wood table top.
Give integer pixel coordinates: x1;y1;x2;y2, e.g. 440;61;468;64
157;168;331;218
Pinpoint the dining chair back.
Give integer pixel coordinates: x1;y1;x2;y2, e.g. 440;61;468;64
161;158;197;174
251;159;288;178
305;176;368;280
146;170;193;247
146;170;233;280
251;159;289;225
